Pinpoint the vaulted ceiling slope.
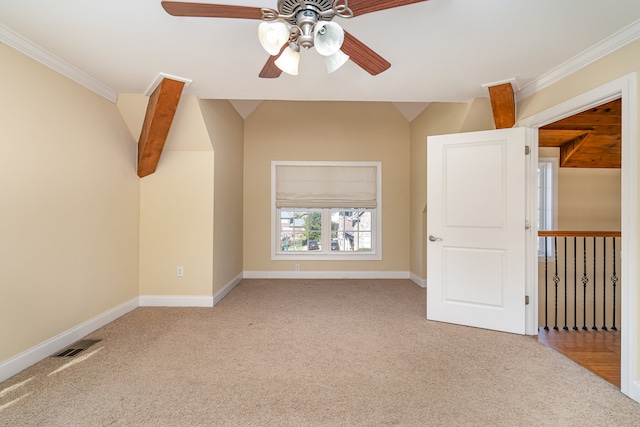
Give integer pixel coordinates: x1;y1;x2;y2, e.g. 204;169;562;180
1;1;639;103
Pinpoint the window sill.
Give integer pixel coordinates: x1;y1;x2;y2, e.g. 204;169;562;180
272;252;382;261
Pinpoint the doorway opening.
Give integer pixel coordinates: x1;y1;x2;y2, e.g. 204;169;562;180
520;73;638;401
535;98;622;387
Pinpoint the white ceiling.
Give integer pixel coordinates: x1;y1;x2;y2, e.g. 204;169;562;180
1;0;640;104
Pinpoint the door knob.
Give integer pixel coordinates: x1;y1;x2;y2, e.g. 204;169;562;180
428;235;443;242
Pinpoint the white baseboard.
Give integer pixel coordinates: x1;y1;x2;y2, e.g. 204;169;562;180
0;297;138;383
243;270;411;280
628;380;640;403
138;295;214;307
410;273;426;288
213;273;243;306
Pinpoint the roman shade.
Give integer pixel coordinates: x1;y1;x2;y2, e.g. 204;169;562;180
275;164;377;208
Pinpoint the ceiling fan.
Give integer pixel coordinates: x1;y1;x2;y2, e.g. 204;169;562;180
161;0;427;78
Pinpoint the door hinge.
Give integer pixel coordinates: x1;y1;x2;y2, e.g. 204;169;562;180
525;219;531;230
525;295;530;305
525;145;530;155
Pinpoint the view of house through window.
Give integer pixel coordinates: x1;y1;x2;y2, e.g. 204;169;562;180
279;210;321;251
332;210;372;252
278;209;372;253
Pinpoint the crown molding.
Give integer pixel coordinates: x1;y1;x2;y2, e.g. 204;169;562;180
481;77;519;91
0;23;117;103
516;18;640;102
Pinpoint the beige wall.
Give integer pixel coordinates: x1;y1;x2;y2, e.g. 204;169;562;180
138;150;214;296
539;146;621;230
0;44;140;362
243;101;410;273
120;95;216;298
558;168;621;231
409;99;495;281
199;99;244;294
517;39;640;385
117;95;244;298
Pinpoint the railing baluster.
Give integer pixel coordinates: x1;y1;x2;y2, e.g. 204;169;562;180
537;231;620;333
611;237;618;331
544;237;549;331
573;237;578;330
553;236;559;330
563;236;568;330
602;237;608;331
592;236;597;331
582;237;588;331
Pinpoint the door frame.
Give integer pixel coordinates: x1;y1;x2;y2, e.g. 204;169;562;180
519;73;638;401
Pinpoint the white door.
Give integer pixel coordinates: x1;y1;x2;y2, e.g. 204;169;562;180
427;128;528;334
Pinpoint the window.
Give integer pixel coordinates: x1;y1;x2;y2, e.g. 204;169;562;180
538;157;558;257
272;161;381;260
332;210;372;252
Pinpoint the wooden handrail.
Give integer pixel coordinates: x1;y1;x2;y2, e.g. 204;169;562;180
538;231;621;238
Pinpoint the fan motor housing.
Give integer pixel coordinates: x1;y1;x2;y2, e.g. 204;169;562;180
279;0;334;22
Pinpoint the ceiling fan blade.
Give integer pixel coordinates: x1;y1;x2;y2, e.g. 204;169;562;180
259;56;283;78
348;0;428;17
161;1;264;19
342;31;390;76
259;45;287;79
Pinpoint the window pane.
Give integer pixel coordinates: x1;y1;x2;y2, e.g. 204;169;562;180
280;210;322;251
331;210;372;252
537;160;556;257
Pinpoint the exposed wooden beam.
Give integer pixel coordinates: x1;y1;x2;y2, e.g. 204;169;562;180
539;98;621;168
559;134;589;167
487;82;515;129
137;78;185;178
539;129;592;147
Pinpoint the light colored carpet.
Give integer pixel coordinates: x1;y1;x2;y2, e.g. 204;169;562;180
1;279;639;426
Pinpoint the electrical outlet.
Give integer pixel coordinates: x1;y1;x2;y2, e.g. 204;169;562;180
295;264;300;271
177;266;184;277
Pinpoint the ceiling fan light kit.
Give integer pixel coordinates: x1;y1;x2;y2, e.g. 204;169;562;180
258;1;351;75
313;21;344;56
258;21;290;55
274;44;301;75
161;0;428;78
324;49;350;73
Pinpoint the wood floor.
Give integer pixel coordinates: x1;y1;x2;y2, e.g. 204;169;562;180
537;328;621;388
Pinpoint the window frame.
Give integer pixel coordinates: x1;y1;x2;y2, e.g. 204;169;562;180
537;157;559;257
271;161;382;261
